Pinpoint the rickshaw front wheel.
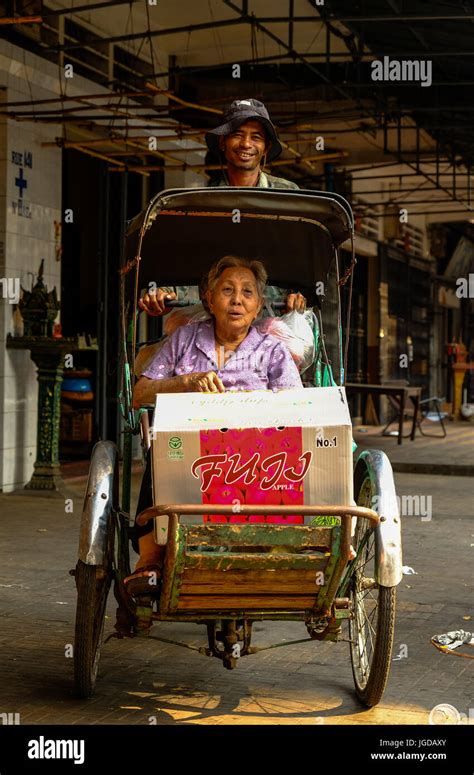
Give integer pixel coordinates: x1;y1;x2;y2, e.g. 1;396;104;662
349;468;396;707
74;561;112;698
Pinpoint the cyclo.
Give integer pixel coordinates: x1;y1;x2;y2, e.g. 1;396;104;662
73;186;403;707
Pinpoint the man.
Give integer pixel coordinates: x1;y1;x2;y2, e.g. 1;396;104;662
205;97;299;189
139;98;306;316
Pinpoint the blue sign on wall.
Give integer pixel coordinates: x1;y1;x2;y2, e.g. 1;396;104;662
11;150;33;218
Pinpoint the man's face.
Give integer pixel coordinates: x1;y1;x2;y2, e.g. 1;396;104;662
219;119;270;171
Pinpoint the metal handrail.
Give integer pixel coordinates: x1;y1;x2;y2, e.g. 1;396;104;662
136;503;380;526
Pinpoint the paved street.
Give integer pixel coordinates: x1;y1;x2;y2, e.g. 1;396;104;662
0;469;472;726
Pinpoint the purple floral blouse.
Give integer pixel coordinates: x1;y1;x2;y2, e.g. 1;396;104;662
143;319;303;391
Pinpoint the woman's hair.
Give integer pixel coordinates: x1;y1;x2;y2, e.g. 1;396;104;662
202;255;268;313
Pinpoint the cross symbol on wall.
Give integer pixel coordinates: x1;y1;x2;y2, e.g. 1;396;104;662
15;168;28;199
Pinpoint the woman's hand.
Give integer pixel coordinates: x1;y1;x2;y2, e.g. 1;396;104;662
184;371;226;393
138;288;177;316
285;292;307;313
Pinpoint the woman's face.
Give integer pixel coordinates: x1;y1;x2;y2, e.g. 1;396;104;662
207;267;262;335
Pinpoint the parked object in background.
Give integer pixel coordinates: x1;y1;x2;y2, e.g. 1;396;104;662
60;368;94;445
416;396;448;437
60;404;93;443
346;382;421;445
461;403;474;420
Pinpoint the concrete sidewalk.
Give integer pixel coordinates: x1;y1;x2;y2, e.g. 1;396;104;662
353;420;474;476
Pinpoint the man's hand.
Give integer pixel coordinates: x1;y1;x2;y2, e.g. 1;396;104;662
285;292;307;313
138;288;177;316
184;371;226;393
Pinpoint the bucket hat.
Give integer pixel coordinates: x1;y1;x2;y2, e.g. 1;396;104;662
205;98;283;162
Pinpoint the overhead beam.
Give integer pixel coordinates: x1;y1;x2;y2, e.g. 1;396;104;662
0;16;42;25
316;14;474;22
356;209;473;217
52;12;474;52
53;17;244;51
222;1;358;113
43;0;141;15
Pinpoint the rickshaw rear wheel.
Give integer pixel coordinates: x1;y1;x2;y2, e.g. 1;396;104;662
73;441;119;698
349;465;396;707
74;561;112;698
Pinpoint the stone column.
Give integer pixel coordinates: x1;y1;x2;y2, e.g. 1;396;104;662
6;336;74;492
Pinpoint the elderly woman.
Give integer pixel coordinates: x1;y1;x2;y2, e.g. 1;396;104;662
125;255;302;593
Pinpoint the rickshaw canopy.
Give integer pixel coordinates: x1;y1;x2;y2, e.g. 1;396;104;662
125;187;354;302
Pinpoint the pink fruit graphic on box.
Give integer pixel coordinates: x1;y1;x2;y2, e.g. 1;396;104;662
208;482;244;505
245;480;281;521
202;441;232;481
229;514;247;523
221;441;240;459
200;428;223;453
207;483;244;523
273;484;304;523
245;482;282;507
271;427;301;458
221;428;251;447
240;437;276;468
281;485;303;506
198;427;306;524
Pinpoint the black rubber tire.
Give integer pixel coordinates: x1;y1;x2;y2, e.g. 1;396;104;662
349;465;397;707
74;561;112;699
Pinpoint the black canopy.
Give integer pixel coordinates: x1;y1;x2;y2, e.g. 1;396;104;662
125;187;354;301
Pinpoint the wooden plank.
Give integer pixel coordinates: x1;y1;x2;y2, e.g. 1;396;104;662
181;568;323;594
176;595;318;610
158;513;179;616
185;552;329;572
169;525;188;612
185;524;332;548
183;568;319;583
181;584;320;595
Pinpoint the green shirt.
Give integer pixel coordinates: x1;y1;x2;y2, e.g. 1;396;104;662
210;170;299;190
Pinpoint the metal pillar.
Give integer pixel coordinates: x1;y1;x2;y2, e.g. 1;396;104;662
6;336;75;493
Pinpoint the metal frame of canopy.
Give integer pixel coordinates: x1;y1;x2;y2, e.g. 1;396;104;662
122;187;356;406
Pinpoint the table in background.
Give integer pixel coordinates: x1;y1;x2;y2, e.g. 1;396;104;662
345;383;422;446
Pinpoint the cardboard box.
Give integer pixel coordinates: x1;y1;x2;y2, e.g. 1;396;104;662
150;387;354;543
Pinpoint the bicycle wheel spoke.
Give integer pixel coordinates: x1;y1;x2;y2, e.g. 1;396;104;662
351;516;377;684
350;469;397;706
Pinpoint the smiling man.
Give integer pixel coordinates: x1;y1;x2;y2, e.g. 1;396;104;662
206;98;299;190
